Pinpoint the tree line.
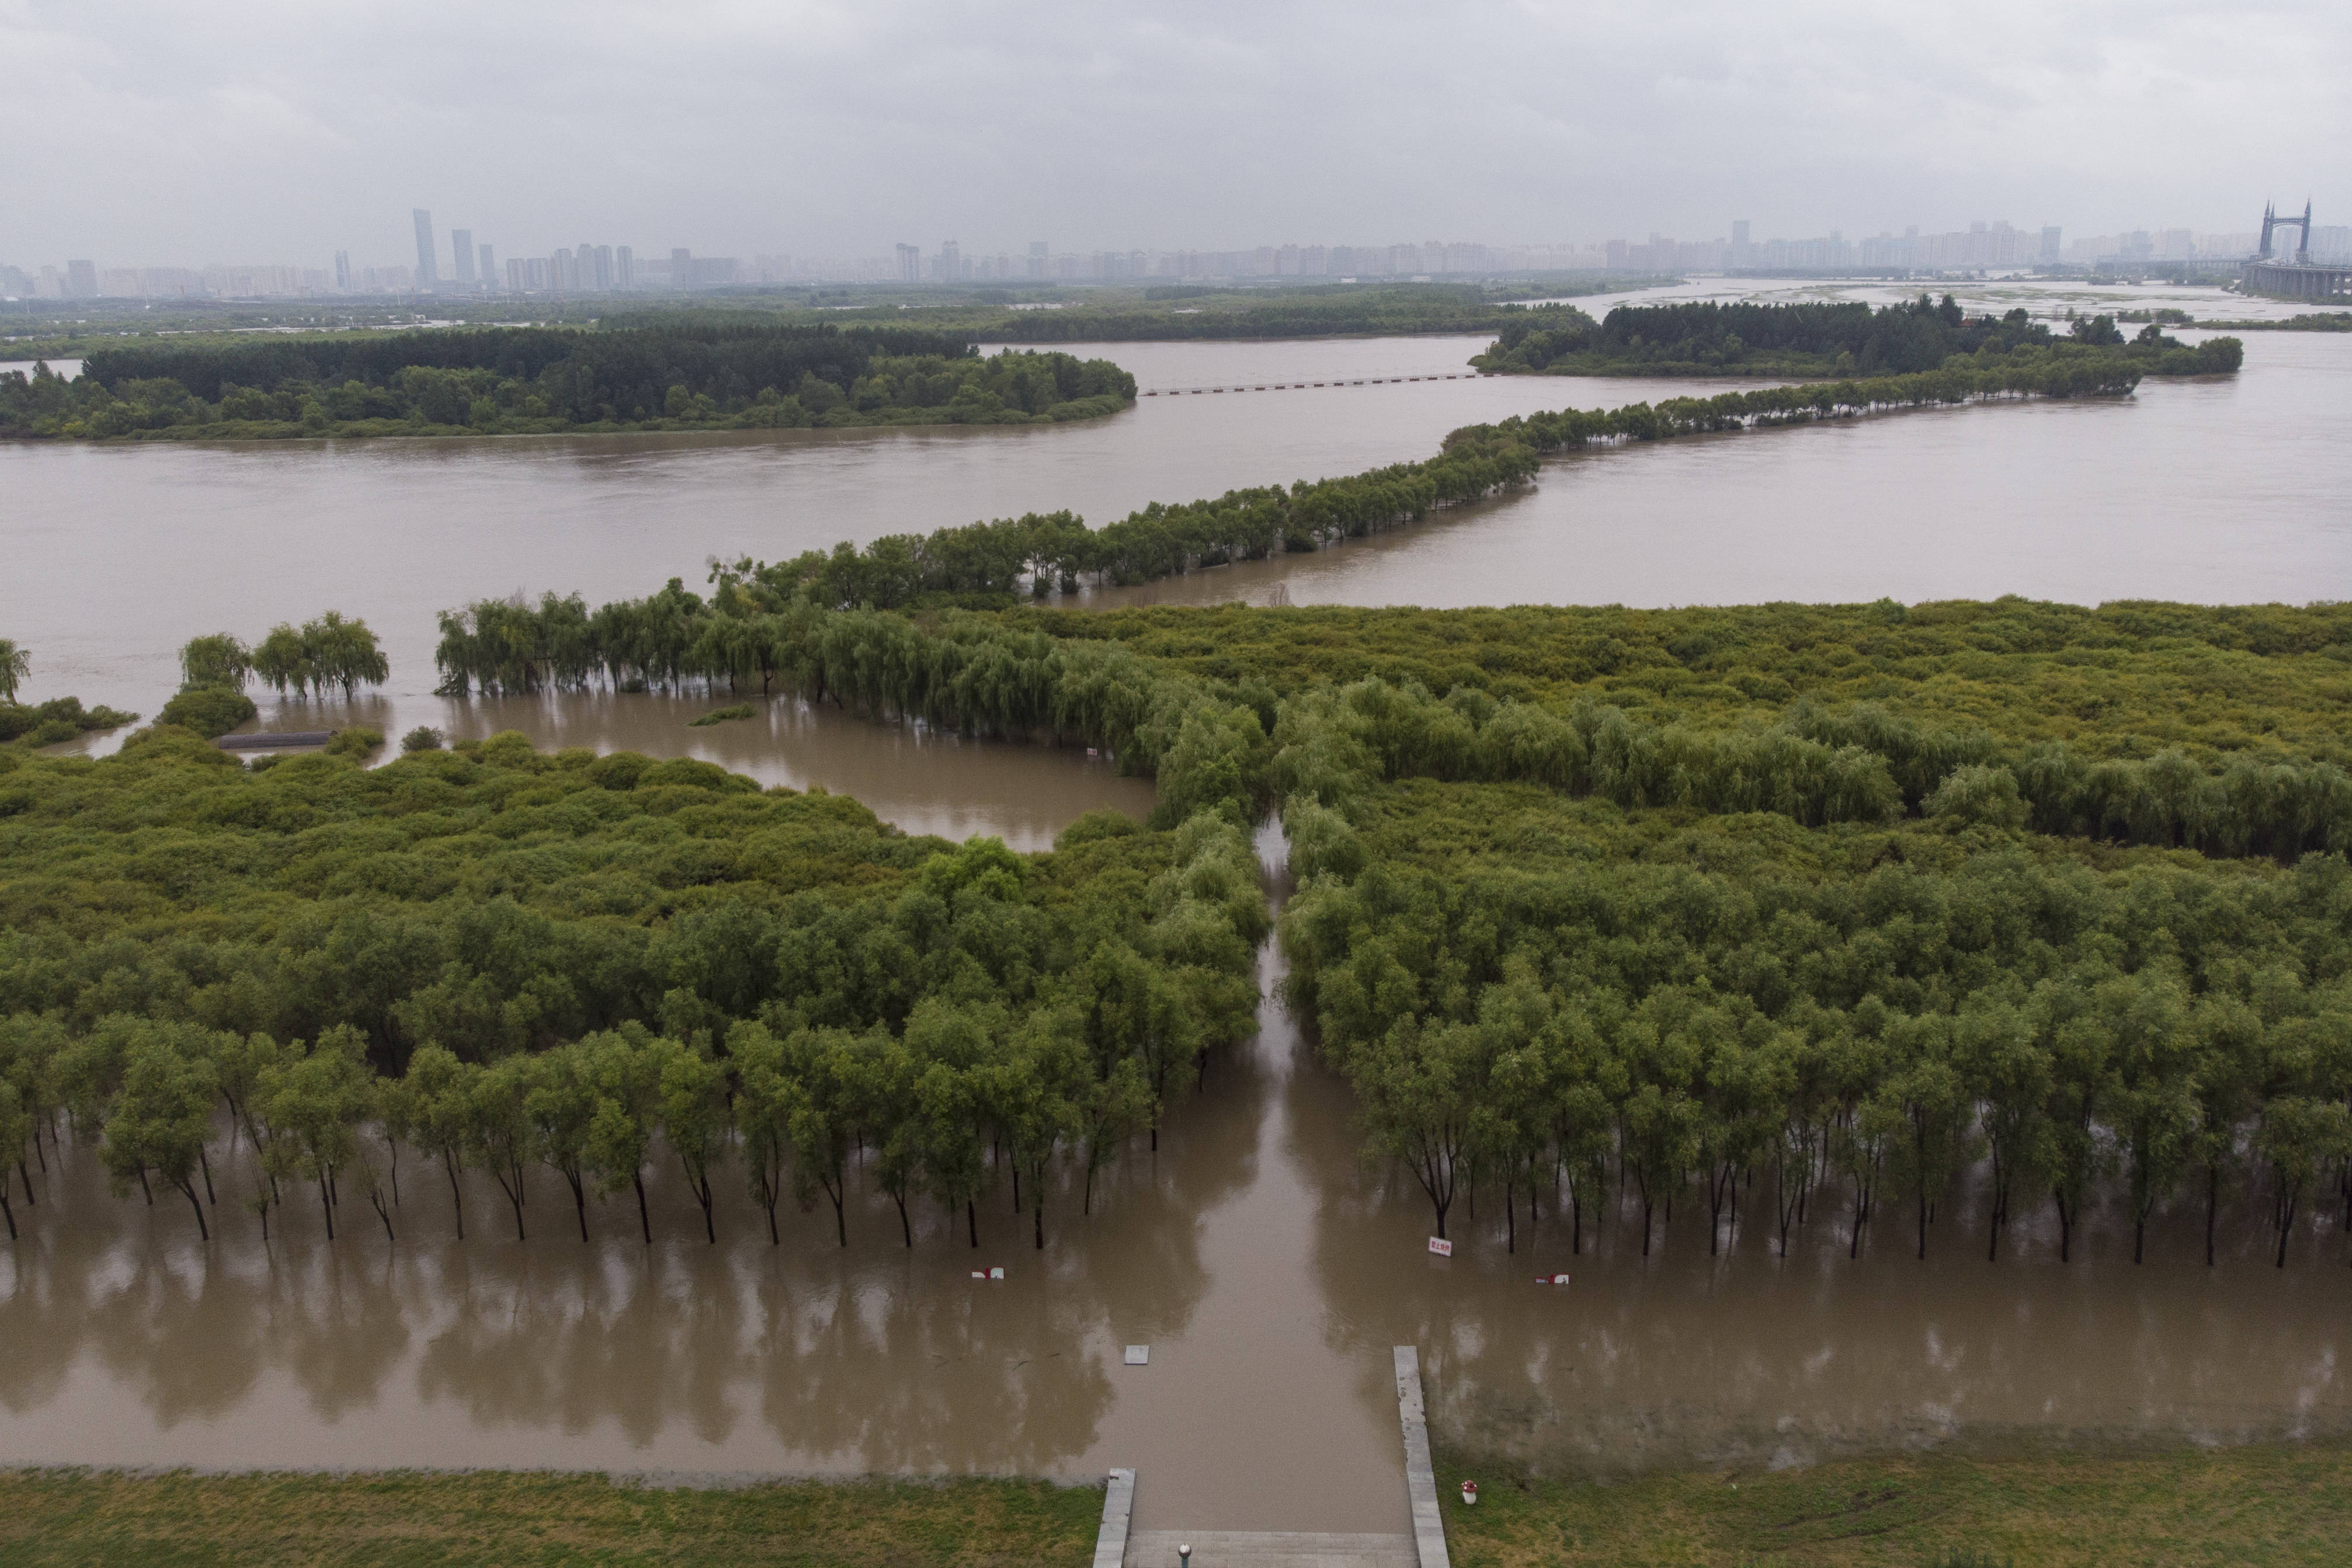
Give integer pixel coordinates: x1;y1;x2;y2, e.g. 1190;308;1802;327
1278;780;2352;1269
0;322;1135;440
1475;295;2244;379
428;357;2142;690
0;723;1267;1249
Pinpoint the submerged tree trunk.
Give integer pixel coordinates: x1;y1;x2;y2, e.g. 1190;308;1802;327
967;1198;979;1248
199;1143;216;1205
634;1171;652;1244
180;1180;209;1241
318;1174;335;1240
443;1148;466;1241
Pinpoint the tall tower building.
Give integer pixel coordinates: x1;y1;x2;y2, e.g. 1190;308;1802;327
1028;241;1048;280
896;243;920;282
334;250;352;291
478;244;496;290
451;229;476;288
2041;225;2062;262
66;260;98;298
616;246;635;288
412;208;439;287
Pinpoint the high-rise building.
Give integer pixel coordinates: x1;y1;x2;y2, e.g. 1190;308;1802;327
934;240;961;280
616;246;635;288
412;208;439;287
334;250;352;291
896;243;920;282
1027;241;1048;280
66;259;98;298
553;248;576;291
2041;226;2062;262
452;229;476;288
478;244;496;291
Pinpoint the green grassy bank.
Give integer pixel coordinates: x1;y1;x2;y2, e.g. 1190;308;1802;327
0;1469;1100;1567
1436;1443;2352;1567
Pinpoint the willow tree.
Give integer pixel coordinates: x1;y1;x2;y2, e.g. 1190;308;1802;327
103;1042;220;1240
259;1026;374;1241
0;639;26;703
178;634;252;692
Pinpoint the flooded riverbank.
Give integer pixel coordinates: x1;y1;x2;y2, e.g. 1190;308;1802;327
2;825;2344;1527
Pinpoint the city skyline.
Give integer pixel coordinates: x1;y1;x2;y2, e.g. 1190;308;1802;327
9;203;2341;303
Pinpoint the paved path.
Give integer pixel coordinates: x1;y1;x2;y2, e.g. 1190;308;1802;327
1123;1531;1417;1567
1096;1346;1449;1568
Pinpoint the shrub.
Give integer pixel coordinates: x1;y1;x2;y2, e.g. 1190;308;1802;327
400;726;446;753
324;726;384;757
157;687;258;739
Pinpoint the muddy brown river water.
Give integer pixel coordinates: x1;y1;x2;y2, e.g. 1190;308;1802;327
2;833;2346;1530
4;283;2350;1524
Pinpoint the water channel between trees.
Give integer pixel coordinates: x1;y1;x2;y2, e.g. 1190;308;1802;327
1;825;2346;1531
2;281;2348;1524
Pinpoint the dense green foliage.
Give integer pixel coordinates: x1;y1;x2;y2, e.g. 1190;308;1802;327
0;697;138;749
154;687;255;739
1476;295;2244;378
0;322;1135;439
0;725;1262;1248
1282;774;2352;1264
1014;599;2352;769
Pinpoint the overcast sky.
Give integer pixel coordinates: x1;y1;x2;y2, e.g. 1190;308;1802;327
5;0;2346;267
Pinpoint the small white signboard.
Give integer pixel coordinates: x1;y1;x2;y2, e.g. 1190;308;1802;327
989;1267;1005;1280
1123;1345;1149;1365
1428;1236;1453;1257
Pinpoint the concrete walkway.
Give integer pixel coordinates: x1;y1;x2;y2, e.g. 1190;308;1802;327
1095;1346;1448;1568
1123;1531;1416;1567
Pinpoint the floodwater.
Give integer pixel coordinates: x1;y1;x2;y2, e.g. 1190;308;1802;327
5;282;2351;1519
1095;329;2352;611
217;690;1151;854
2;830;2348;1526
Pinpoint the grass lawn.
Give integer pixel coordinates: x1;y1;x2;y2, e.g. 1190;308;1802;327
1436;1443;2352;1567
0;1469;1102;1567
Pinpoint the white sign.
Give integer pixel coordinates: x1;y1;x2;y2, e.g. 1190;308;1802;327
1123;1345;1150;1365
989;1267;1005;1280
1427;1236;1453;1257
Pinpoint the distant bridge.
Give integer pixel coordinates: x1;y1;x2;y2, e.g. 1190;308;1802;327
2243;199;2351;300
1139;373;1495;397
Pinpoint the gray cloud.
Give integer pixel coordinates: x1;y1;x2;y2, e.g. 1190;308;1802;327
3;0;2344;266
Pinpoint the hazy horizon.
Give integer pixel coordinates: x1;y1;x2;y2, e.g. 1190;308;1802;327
4;0;2346;267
